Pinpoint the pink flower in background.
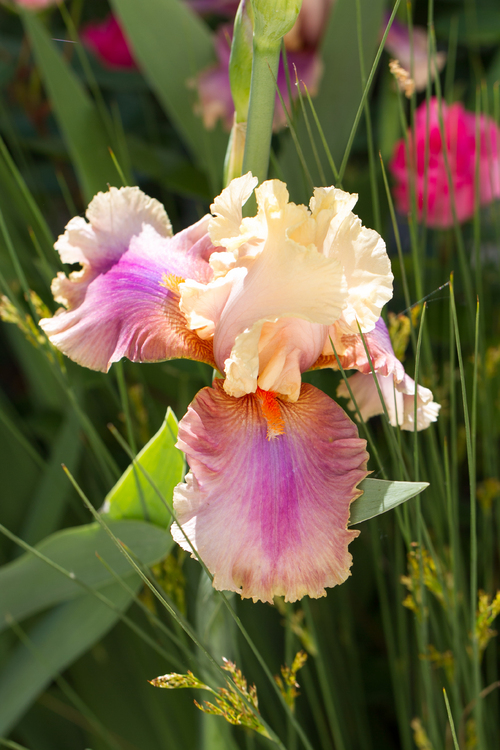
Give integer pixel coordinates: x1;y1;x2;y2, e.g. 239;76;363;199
390;98;500;228
384;14;446;92
81;15;136;71
12;0;60;7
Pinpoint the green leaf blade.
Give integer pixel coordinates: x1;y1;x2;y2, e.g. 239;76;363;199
22;12;117;201
0;520;172;631
0;580;138;736
349;478;429;526
103;408;184;528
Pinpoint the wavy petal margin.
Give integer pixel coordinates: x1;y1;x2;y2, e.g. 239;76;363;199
171;381;369;603
40;188;216;371
337;371;441;431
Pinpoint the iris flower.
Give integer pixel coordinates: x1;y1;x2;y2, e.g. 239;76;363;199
40;174;436;603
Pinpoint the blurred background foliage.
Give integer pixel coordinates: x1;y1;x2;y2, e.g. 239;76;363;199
0;0;500;749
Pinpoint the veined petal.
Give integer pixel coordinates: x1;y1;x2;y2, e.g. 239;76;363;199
40;187;217;371
319;318;405;381
171;381;368;603
327;317;441;431
41;224;216;371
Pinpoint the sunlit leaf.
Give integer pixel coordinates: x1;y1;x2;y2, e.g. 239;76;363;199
103;407;183;528
349;478;429;526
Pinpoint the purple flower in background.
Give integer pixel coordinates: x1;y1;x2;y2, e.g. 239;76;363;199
383;13;446;92
186;0;240;15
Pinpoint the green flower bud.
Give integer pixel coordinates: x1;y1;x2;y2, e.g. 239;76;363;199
229;0;253;123
252;0;302;47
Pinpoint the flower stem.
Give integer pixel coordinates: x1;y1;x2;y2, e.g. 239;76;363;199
242;40;280;189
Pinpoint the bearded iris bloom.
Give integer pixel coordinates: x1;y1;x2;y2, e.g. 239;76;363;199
40;175;437;603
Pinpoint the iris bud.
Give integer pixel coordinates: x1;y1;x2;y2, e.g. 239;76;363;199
252;0;302;48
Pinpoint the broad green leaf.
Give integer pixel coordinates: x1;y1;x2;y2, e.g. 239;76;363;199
22;12;117;201
348;478;429;526
103;408;183;528
0;520;172;632
0;579;139;736
110;0;227;192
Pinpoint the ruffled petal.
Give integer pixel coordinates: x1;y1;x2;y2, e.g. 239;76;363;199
183;181;346;394
209;172;258;251
56;186;172;269
40;186;217;371
397;374;442;430
326;214;393;333
337;371;441;431
306;187;393;332
40;223;216;371
171;380;368;603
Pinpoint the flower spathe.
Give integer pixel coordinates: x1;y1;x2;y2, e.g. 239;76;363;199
40;177;426;602
194;22;323;132
390;97;500;228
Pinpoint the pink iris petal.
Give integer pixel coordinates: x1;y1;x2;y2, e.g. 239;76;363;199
390;97;500;228
40;187;216;371
81;15;136;70
333;318;441;431
322;317;405;380
338;371;441;431
171;380;368;603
